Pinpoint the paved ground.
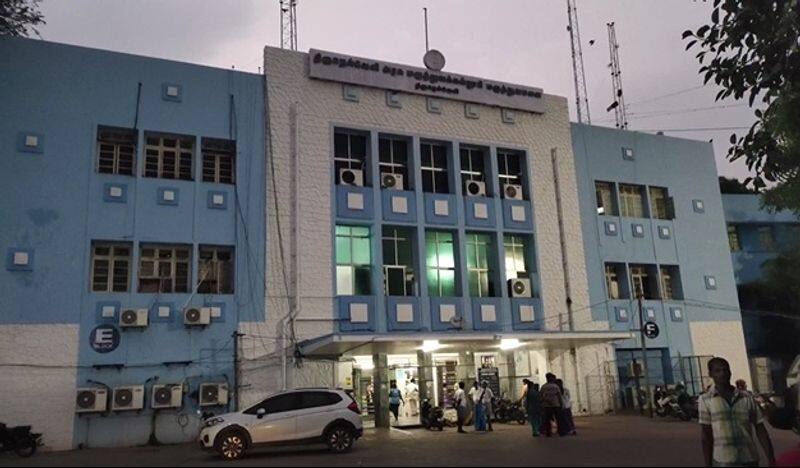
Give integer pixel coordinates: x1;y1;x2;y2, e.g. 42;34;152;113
1;415;796;467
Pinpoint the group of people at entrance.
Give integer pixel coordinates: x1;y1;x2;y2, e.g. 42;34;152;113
520;373;577;437
449;373;577;436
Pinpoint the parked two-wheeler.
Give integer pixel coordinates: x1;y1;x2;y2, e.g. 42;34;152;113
420;399;444;431
653;386;692;421
0;423;42;458
492;397;527;425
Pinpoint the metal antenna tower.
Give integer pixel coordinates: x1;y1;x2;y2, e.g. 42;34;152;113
606;22;628;129
280;0;298;50
567;0;591;124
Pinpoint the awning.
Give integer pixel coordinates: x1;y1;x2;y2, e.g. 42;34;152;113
299;330;634;357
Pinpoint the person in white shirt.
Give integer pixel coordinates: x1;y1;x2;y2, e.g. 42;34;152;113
453;381;468;433
479;381;495;431
556;378;576;435
404;378;420;417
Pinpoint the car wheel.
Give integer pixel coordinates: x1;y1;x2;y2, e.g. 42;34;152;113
215;430;248;461
326;426;354;454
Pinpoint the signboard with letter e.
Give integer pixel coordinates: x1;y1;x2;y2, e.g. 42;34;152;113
90;325;120;354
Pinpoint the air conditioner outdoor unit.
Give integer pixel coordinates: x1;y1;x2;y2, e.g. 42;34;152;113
152;384;183;409
503;184;523;200
199;383;229;407
381;172;404;191
339;168;364;187
184;307;211;326
509;278;532;298
464;180;486;197
76;388;108;413
111;385;145;411
119;308;148;328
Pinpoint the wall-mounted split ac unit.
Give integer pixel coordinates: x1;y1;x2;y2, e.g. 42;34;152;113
111;385;145;411
76;388;108;413
503;184;523;200
119;308;148;328
464;180;486;197
184;307;211;326
508;278;532;298
381;172;404;191
152;384;183;409
339;168;364;187
199;383;229;407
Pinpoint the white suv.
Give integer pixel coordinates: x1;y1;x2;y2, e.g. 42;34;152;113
199;388;363;460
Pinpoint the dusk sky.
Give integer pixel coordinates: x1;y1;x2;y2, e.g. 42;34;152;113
37;0;757;180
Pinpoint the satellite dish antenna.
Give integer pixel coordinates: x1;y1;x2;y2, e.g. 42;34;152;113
424;49;446;71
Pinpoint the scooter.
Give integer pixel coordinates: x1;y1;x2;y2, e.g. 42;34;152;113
493;397;527;425
420;399;444;431
654;387;692;421
0;423;42;458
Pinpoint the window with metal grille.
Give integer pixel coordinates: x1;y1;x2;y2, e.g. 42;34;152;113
334;131;367;185
727;225;741;252
460;147;486;187
96;126;136;175
378;137;409;187
503;235;529;281
198;246;234;294
202;138;235;184
619;184;646;218
382;226;415;296
497;149;524;191
604;263;628;299
660;265;683;300
649;186;672;220
466;232;495;297
630;264;659;300
91;242;131;292
595;181;618;216
426;230;457;296
143;133;194;180
421;142;449;194
138;245;192;293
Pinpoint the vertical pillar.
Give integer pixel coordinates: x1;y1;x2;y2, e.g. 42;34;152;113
505;350;519;399
417;350;432;403
458;350;476;386
373;353;390;428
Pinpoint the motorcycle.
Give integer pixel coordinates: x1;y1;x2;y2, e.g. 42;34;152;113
0;423;42;458
420;399;444;431
654;386;692;421
492;397;527;425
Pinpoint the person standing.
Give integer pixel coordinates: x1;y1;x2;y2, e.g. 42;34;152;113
540;373;565;437
556;379;577;435
388;381;404;425
699;357;775;467
479;380;495;432
468;381;480;428
520;379;542;437
405;378;420;417
453;381;468;434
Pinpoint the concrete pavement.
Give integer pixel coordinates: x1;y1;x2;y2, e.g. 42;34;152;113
1;415;796;467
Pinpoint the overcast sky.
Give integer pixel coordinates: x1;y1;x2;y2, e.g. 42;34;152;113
37;0;756;180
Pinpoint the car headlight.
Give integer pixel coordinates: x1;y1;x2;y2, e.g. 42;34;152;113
204;417;224;428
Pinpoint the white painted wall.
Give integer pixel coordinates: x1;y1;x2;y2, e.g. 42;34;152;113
690;321;752;386
0;324;79;451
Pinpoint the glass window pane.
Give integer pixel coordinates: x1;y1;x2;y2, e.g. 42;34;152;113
434;172;449;194
438;238;455;269
354;267;371;295
397;238;412;266
427;268;440;297
352;238;371;264
379;138;391;163
440;270;456;296
352;226;370;237
336;266;353;296
335;225;350;236
335;236;350;264
469;271;480;296
466;244;477;269
350;134;366;158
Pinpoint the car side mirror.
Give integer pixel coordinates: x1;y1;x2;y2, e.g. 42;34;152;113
257;408;266;419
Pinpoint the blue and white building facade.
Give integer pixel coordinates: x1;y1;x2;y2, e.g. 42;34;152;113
572;123;751;400
0;37;265;450
241;46;632;426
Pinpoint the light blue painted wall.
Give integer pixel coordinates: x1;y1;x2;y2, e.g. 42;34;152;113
0;37;265;448
722;194;800;285
572;123;742;364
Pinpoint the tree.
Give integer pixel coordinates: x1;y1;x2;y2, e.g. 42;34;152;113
719;176;757;194
0;0;45;37
683;1;800;214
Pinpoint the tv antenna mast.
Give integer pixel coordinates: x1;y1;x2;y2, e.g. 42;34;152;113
567;0;591;124
606;22;628;129
280;0;298;50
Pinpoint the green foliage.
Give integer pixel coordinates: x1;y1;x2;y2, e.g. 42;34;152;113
0;0;45;37
684;0;800;214
718;176;757;194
